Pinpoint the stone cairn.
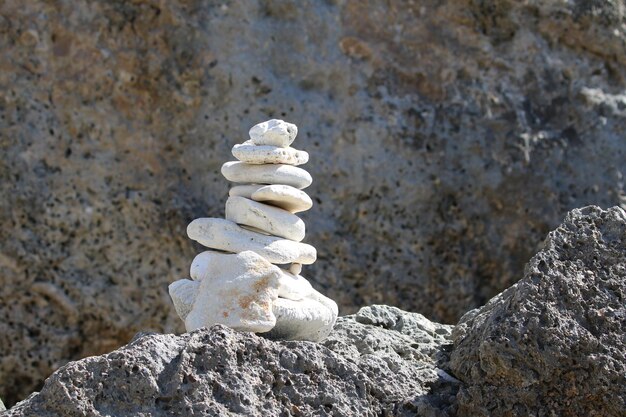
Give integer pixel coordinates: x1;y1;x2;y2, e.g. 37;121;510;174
169;119;338;342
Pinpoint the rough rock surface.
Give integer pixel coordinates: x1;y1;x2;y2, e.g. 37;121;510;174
450;206;626;417
4;306;458;417
1;0;626;405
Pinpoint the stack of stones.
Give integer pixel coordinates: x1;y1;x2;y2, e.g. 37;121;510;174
169;119;337;342
222;119;314;274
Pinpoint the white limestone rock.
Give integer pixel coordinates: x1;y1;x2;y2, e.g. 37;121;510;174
232;142;309;165
251;184;313;213
229;184;264;199
230;184;313;213
187;218;317;264
221;161;312;189
171;251;281;332
169;250;337;341
225;196;305;241
249;119;297;147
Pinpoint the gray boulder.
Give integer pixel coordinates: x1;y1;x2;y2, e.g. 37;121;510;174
4;306;458;417
450;206;626;416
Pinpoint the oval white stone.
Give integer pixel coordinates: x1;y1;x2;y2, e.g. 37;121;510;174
221;161;312;189
249;119;297;147
251;184;313;213
232;142;309;166
225;196;305;241
187;218;317;264
229;184;264;199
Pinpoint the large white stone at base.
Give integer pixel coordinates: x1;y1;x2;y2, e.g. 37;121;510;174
187;217;317;264
169;250;337;341
170;251;281;333
225;196;305;241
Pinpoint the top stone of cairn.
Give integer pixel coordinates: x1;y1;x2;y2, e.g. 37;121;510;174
249;119;298;148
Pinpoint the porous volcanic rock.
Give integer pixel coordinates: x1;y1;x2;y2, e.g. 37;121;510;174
4;306;458;417
449;206;626;417
2;0;626;405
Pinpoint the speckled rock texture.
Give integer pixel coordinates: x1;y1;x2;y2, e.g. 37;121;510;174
1;0;626;406
4;306;458;417
450;206;626;417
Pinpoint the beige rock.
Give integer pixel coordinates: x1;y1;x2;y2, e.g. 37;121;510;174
187;218;316;264
251;184;313;213
221;161;312;189
249;119;297;147
225;196;305;241
232;142;309;165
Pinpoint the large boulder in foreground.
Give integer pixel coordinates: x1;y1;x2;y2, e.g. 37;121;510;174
450;206;626;417
4;206;625;415
4;306;458;417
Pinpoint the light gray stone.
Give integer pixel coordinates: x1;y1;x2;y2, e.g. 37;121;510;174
221;161;312;189
225;195;306;241
252;184;313;213
229;184;264;199
187;218;317;264
232;142;309;165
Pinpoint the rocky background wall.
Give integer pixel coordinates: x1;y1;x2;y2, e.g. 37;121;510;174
0;0;625;406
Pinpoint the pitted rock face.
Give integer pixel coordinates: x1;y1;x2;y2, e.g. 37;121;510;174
449;206;626;417
4;307;458;417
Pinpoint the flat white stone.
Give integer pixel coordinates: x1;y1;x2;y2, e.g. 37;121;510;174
172;251;281;333
251;184;313;213
229;184;264;199
222;161;312;189
232;142;309;166
225;196;305;241
249;119;297;147
187;218;317;264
